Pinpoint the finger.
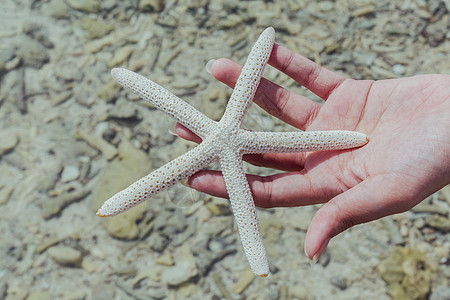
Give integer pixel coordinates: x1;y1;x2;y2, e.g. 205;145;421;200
269;44;346;100
175;123;202;143
187;167;342;208
244;152;306;171
304;175;413;262
210;58;321;130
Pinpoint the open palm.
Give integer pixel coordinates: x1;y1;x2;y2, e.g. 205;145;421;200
177;44;450;261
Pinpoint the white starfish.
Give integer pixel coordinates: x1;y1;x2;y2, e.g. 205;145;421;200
97;27;368;277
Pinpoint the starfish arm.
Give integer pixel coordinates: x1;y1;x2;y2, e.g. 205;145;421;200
221;27;275;130
97;142;219;217
219;148;270;277
240;130;369;154
111;68;216;139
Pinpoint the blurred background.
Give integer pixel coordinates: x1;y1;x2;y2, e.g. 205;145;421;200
0;0;449;299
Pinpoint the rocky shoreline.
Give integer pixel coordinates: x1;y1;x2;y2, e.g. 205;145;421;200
0;0;449;299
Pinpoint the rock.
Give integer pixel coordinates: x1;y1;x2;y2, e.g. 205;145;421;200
154;208;188;237
330;276;348;290
161;245;198;286
0;46;16;75
47;245;82;267
0;131;19;156
430;287;450;300
191;235;236;275
76;129;118;160
107;98;139;121
148;233;170;252
60;165;80;183
22;22;53;49
89;140;152;240
425;215;450;232
80;17;114;40
392;64;406;75
378;247;437;300
232;268;256;294
45;0;70;19
289;285;314;300
205;199;231;216
108;45;135;67
97;80;121;102
26;291;52;300
0;185;14;205
66;0;100;13
155;253;174;266
42;183;90;219
139;0;165;12
16;36;49;68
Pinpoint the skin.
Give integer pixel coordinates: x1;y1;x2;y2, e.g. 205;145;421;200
176;43;450;262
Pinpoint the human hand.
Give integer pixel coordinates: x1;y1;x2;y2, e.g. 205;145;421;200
176;43;450;262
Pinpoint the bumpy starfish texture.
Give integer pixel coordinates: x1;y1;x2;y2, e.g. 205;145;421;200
97;27;368;277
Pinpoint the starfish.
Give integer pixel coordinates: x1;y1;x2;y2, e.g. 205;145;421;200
97;27;368;277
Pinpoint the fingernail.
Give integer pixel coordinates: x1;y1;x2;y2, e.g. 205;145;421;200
205;59;215;74
309;237;330;266
168;122;178;136
180;178;190;187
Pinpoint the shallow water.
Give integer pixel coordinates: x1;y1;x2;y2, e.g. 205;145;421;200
0;0;449;299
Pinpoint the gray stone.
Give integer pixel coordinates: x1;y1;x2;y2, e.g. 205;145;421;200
107;98;139;121
16;36;49;68
430;287;450;300
26;291;52;300
392;64;406;75
330;276;348;290
139;0;165;12
66;0;100;13
0;131;19;156
47;245;82;267
80;17;114;40
60;165;80;183
42;183;89;219
89;140;151;240
425;214;450;232
161;245;198;286
45;0;70;19
0;185;13;205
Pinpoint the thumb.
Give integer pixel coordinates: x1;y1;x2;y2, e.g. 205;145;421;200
304;176;408;262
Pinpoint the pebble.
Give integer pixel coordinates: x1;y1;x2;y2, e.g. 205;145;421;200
0;130;19;156
289;286;314;300
60;165;80;183
330;275;348;290
26;291;52;300
80;17;114;40
76;129;118;160
107;98;139;121
430;287;450;300
392;63;406;75
108;45;135;68
89;140;151;239
47;245;82;267
161;245;198;286
425;215;450;232
232;269;256;294
16;36;49;68
205;199;231;216
139;0;166;12
0;185;14;205
45;0;70;19
156;253;174;266
42;184;89;219
65;0;100;13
